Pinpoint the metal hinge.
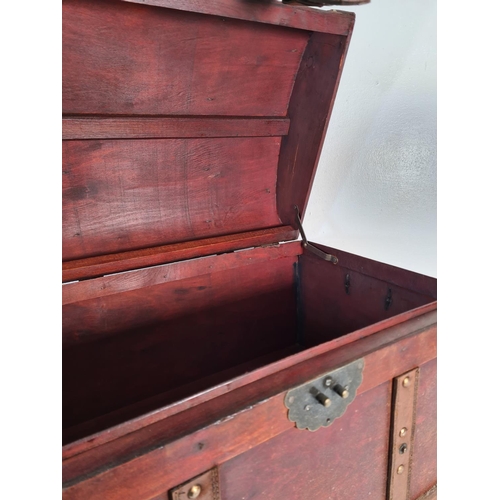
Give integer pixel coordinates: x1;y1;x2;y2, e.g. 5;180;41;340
294;205;339;264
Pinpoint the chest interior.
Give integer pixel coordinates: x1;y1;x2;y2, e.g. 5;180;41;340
62;0;437;447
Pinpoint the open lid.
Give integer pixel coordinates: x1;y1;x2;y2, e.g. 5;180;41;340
62;0;355;282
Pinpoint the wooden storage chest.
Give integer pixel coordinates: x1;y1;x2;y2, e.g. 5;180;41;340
62;1;437;499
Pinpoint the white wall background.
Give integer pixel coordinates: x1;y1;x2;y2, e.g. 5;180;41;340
305;0;436;277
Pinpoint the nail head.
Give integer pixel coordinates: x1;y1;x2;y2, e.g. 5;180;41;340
188;484;202;499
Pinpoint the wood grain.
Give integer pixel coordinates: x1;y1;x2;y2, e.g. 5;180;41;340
63;321;436;498
63;256;297;430
409;359;437;500
63;242;302;305
219;382;391;500
63;344;303;447
63;0;309;116
299;250;437;346
121;0;355;36
60;4;437;500
62;137;282;261
62;227;298;282
276;31;352;225
307;243;437;299
62;305;436;463
62;116;290;140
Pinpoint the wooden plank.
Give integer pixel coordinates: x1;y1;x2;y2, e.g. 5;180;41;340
62;116;290;140
300;250;437;346
63;257;298;430
409;359;437;500
62;137;283;261
122;0;355;36
62;305;436;463
62;345;303;447
63;242;301;305
62;321;436;498
277;30;353;225
307;243;437;299
63;0;309;116
220;382;391;500
62;226;298;282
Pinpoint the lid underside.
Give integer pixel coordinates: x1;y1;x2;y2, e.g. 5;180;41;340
62;0;354;281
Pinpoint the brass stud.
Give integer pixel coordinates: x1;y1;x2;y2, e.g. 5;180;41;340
402;377;411;388
397;465;405;475
324;378;349;398
310;387;331;407
333;384;349;399
188;484;202;499
399;427;407;437
315;392;332;407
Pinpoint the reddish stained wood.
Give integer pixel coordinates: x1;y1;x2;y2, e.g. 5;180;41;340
62;345;303;447
122;0;355;36
62;305;436;463
63;137;282;261
277;31;353;226
300;250;437;346
219;382;391;500
409;359;437;500
63;0;309;116
63;255;297;347
62;116;291;140
63;242;302;305
62;322;436;498
308;243;437;299
62;227;298;282
63;257;297;429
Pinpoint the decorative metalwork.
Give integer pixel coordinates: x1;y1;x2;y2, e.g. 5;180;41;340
285;359;364;431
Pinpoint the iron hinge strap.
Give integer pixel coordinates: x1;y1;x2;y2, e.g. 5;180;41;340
294;205;338;264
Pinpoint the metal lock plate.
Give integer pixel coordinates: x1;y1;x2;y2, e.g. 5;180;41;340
285;359;364;431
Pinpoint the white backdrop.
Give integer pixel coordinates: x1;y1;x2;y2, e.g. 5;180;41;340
305;0;436;277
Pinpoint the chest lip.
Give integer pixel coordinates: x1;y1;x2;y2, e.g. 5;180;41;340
62;301;437;463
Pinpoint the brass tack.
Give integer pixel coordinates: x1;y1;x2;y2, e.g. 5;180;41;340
315;391;331;407
188;484;202;499
399;427;407;437
402;377;411;387
333;384;349;399
397;465;405;475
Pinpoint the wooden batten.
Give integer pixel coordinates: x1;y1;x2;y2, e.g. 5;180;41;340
62;116;291;141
